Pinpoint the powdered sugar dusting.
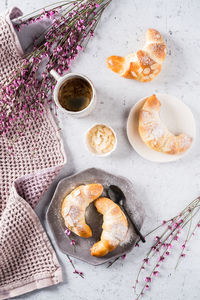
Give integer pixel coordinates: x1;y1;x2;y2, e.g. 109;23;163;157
68;206;81;225
179;134;192;151
144;123;165;142
110;223;128;242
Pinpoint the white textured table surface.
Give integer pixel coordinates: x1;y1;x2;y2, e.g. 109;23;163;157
6;0;200;299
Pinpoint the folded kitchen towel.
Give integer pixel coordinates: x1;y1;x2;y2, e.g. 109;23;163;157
0;8;66;299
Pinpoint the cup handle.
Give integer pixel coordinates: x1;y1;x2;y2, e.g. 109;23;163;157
50;69;61;81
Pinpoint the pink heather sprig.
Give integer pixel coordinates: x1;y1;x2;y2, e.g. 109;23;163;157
133;197;200;300
65;228;76;249
0;0;112;140
65;228;71;236
65;229;84;278
66;254;84;279
70;239;76;246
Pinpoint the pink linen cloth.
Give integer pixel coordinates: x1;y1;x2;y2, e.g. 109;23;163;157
0;8;66;299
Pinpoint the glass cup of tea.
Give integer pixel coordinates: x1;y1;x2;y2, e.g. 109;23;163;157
50;70;96;117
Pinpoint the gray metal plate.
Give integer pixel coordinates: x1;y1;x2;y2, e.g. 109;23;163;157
46;168;145;265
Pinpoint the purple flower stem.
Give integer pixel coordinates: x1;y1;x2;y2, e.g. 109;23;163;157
107;256;120;268
66;254;84;279
134;197;200;299
175;205;200;270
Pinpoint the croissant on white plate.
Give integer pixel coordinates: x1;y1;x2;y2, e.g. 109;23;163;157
61;184;103;238
138;94;193;154
90;197;128;257
107;28;166;82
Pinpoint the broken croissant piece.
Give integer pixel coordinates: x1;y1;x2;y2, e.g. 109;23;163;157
138;94;193;154
106;28;166;82
90;197;128;257
61;184;103;238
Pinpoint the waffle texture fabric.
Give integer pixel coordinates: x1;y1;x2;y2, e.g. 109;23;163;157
0;8;66;299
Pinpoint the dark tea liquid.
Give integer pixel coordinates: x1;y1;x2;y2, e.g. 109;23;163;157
58;77;93;112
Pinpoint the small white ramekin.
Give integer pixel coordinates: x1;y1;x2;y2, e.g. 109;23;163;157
85;123;117;157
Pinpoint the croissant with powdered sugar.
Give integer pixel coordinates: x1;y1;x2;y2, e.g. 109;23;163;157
61;184;103;238
138;94;193;154
90;197;128;257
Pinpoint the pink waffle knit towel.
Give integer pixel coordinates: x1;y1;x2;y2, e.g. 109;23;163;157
0;9;66;299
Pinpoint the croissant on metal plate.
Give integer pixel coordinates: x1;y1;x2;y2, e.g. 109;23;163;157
138;94;193;154
61;184;103;238
107;28;166;82
90;197;128;257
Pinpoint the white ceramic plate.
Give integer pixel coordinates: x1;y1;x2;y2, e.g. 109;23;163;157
127;93;196;162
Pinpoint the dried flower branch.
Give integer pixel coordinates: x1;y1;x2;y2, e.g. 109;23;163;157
66;254;84;278
65;228;76;251
65;228;84;277
0;0;112;141
133;197;200;300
